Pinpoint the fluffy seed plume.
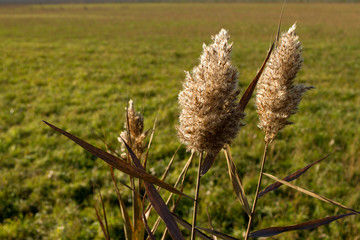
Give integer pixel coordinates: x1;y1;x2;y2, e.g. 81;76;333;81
256;24;313;143
118;99;147;159
178;29;244;154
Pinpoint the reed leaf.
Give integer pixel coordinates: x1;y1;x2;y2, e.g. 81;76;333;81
196;227;240;240
258;155;329;199
159;144;180;183
172;213;212;240
142;194;156;240
120;137;186;240
109;167;133;240
94;200;110;240
144;145;181;222
161;160;192;239
43;121;190;199
224;145;251;216
98;190;110;240
249;213;356;237
148;152;194;238
200;150;219;176
263;173;360;214
206;207;218;240
275;0;287;44
143;215;156;240
238;42;274;112
143;116;157;169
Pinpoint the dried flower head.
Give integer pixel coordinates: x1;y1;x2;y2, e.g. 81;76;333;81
178;29;244;154
256;24;313;143
118;99;147;159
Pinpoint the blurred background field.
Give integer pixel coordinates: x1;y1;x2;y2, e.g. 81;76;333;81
0;2;359;239
1;0;360;4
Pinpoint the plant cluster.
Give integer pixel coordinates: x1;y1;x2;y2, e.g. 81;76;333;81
44;15;358;240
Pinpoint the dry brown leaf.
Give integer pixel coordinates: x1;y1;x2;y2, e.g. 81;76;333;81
264;173;360;214
224;146;251;216
94;198;110;240
172;213;213;240
258;155;329;199
196;226;241;240
200;150;220;176
121;137;186;240
43;121;190;199
238;42;274;112
109;167;133;239
249;213;356;237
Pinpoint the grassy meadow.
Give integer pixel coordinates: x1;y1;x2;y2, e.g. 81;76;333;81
0;3;359;239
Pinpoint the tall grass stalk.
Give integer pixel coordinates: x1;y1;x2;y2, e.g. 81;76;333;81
191;152;203;240
244;23;313;239
244;142;269;240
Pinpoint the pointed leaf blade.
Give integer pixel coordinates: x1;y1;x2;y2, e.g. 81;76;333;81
159;144;180;182
143;214;156;240
43;121;189;199
109;167;133;239
94;203;109;240
200;150;219;176
224;146;251;216
275;0;287;43
121;137;186;240
172;213;213;240
98;190;110;240
196;226;241;240
258;155;329;199
148;152;194;238
142;194;156;240
143;116;158;169
263;173;360;214
249;213;356;238
238;42;274;112
206;207;218;240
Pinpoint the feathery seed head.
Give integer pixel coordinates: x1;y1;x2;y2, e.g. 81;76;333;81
256;24;313;143
178;29;244;154
118;99;147;159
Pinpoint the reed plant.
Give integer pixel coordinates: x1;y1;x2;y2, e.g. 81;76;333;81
43;9;359;240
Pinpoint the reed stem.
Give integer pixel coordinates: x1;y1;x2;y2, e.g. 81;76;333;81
191;152;203;240
244;142;269;240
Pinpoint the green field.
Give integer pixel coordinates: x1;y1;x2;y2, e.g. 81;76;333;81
0;3;359;239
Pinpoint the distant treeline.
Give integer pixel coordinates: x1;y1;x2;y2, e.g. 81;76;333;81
1;0;359;4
